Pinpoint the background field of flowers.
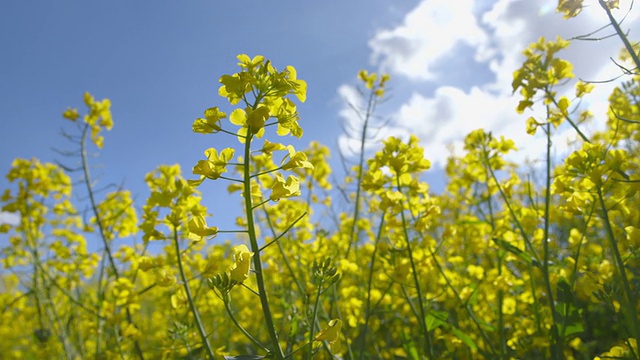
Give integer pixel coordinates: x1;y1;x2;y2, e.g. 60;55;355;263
1;1;640;359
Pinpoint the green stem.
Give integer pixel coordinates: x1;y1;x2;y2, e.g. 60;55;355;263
79;123;145;359
33;260;103;318
80;123;120;281
569;207;595;288
243;132;285;359
262;208;306;295
345;86;378;258
172;227;216;359
498;277;506;359
547;92;590;143
598;0;640;71
251;167;282;179
543;121;563;359
428;248;497;358
285;341;313;359
481;168;506;359
396;175;433;358
482;150;543;269
42;280;74;359
596;186;640;343
305;278;325;360
223;294;271;353
528;261;542;334
358;211;386;360
480;142;560;358
23;187;74;358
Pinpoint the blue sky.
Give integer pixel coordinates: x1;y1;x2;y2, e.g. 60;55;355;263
1;1;639;230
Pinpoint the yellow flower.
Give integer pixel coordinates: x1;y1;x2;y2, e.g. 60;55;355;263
228;244;253;283
315;319;343;352
62;107;80;121
154;268;176;287
192;107;226;134
281;145;313;171
187;214;218;242
229;106;269;142
557;0;583;19
190;147;235;186
358;70;377;89
269;173;301;201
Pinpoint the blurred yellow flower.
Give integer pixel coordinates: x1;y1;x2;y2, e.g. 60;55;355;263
315;318;343;352
228;244;254;283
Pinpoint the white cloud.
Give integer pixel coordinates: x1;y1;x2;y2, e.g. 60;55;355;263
338;0;640;168
0;211;20;226
392;86;567;166
481;0;637;91
369;0;488;81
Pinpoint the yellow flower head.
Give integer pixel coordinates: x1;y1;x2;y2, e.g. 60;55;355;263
315;319;343;352
228;244;254;283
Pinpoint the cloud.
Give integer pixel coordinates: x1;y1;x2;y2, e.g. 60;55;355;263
392;86;569;166
369;0;488;81
480;0;638;92
0;212;20;226
338;0;640;168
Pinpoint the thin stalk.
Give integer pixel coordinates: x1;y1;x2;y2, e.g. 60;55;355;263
305;278;325;360
428;248;497;358
285;343;312;360
481;170;506;359
95;250;107;356
527;261;543;333
547;92;590;143
42;281;74;359
33;257;74;359
259;211;306;252
79;123;144;359
596;186;640;342
358;211;386;360
328;286;353;359
599;0;640;71
480;144;560;358
396;175;433;358
569;208;595;288
223;294;270;353
250;167;282;179
243;131;285;359
260;208;312;355
543;121;563;359
172;227;216;359
34;261;103;318
345;87;378;258
79;123;120;281
497;268;507;359
23;190;74;358
22;189;46;337
400;285;423;332
482;152;543;270
262;208;306;295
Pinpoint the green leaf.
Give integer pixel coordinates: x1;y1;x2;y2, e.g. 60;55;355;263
400;329;419;359
451;327;478;351
426;310;449;331
289;315;299;339
466;283;480;307
555;278;584;338
492;238;535;266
